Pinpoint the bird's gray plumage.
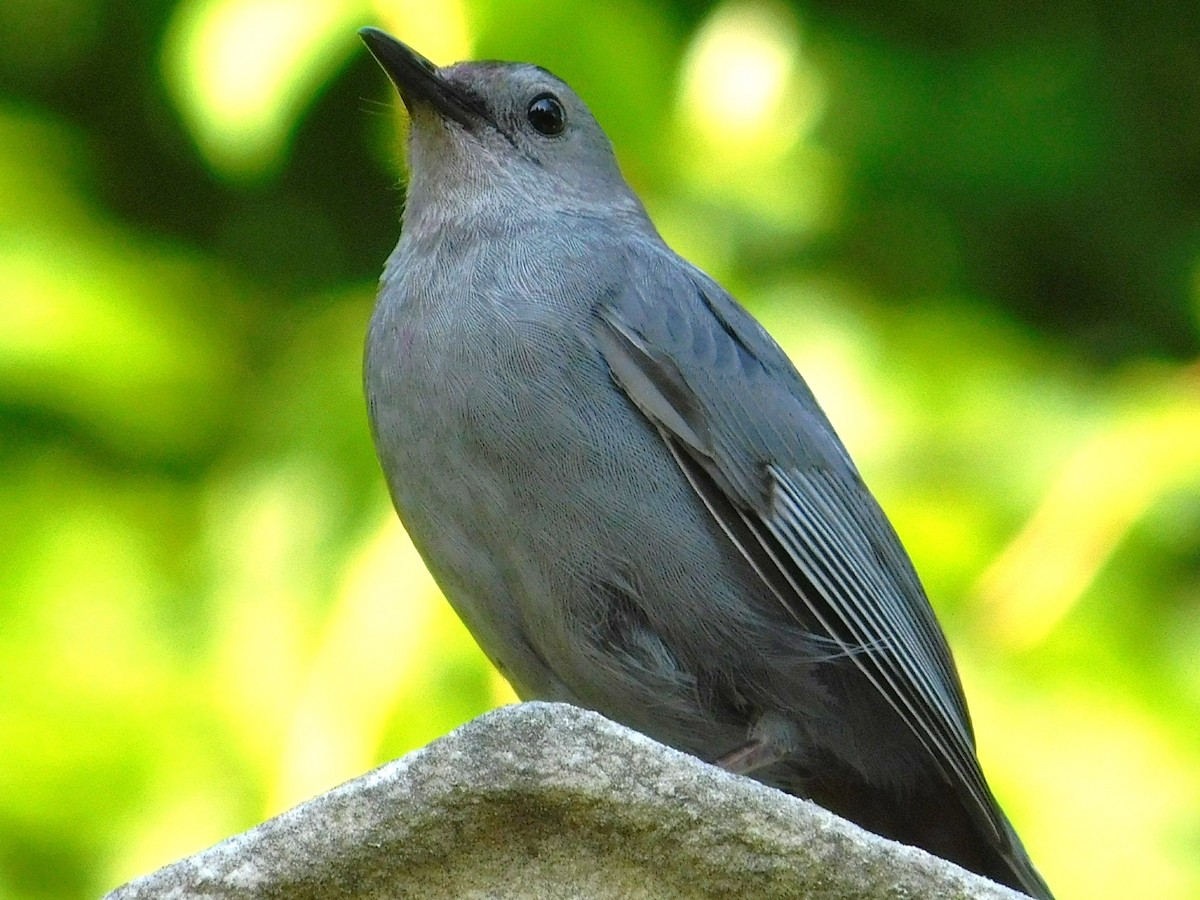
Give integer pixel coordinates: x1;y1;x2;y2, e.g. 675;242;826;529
359;28;1053;899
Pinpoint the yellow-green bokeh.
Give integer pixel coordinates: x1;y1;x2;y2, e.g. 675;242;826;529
2;1;1198;898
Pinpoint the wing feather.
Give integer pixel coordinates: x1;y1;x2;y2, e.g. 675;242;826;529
592;266;1004;844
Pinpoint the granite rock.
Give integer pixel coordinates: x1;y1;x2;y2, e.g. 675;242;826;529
104;702;1026;899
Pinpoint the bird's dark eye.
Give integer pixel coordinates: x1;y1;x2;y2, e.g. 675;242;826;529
527;93;566;136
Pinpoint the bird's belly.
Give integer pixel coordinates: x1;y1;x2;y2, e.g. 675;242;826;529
365;311;816;759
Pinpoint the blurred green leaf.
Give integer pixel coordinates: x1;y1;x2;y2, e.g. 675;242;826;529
1;2;1198;899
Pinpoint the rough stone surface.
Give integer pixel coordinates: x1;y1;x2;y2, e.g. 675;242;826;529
104;702;1027;899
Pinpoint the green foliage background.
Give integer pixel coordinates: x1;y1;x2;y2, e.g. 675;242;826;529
2;1;1199;897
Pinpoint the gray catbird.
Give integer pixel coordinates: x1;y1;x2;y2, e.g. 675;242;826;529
359;27;1053;899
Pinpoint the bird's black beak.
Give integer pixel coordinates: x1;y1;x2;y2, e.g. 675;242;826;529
358;27;487;129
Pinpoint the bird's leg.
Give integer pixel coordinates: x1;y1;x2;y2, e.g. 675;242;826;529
715;713;797;775
715;738;784;774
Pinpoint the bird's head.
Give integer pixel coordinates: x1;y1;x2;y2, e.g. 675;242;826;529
360;28;647;230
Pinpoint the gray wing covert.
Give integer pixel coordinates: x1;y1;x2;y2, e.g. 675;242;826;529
590;251;1009;848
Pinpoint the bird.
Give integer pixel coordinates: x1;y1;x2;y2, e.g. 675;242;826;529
358;26;1053;899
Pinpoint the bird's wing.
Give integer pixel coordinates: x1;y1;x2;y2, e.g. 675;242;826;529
591;249;1004;844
